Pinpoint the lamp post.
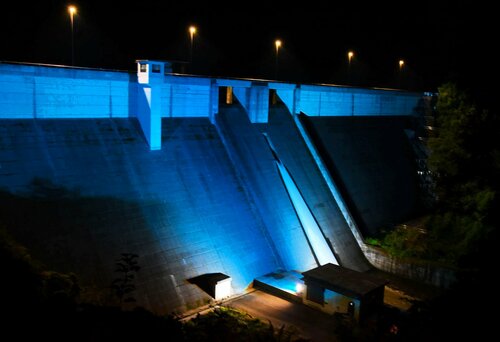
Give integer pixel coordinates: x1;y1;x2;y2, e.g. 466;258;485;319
275;39;282;79
348;51;354;67
397;59;405;88
399;59;405;71
189;26;197;66
68;5;77;66
347;51;354;84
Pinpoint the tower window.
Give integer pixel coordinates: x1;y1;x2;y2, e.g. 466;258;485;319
152;64;161;73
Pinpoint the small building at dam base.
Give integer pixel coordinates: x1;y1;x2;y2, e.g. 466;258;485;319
302;263;386;322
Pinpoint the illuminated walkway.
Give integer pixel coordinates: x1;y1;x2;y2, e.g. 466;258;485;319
229;290;337;341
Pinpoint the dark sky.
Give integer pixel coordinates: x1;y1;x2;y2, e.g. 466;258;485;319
0;0;495;99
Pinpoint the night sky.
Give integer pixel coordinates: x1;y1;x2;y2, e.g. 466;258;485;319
0;1;494;101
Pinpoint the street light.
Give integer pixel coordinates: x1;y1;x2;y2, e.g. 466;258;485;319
347;51;355;84
399;59;405;71
348;51;354;67
397;59;406;88
68;5;77;66
275;39;282;55
275;39;282;79
189;26;197;65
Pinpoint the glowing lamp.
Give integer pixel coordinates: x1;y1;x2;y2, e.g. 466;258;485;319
348;51;354;64
215;277;232;300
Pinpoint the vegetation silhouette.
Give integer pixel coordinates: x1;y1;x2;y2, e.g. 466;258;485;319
111;253;141;306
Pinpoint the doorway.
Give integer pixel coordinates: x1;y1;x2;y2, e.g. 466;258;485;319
219;86;234;106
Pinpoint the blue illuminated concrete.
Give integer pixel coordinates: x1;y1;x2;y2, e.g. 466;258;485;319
266;106;371;272
263;133;338;266
272;82;298;114
253;270;304;302
215;105;317;272
0;61;426;315
161;75;213;119
0;118;280;314
136;60;166;150
297;84;421;116
136;86;161;150
0;62;134;119
232;83;270;123
0;61;423;151
292;112;366;250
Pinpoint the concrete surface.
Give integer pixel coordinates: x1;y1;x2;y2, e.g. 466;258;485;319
229;290;338;341
216;105;317;272
302;115;422;236
0;117;280;314
267;106;371;271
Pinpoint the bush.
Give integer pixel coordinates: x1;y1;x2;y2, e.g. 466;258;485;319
184;306;304;341
380;225;429;259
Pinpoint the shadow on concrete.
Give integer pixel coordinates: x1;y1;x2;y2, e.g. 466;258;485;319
0;178;166;305
187;273;229;299
299;113;369;235
300;114;422;237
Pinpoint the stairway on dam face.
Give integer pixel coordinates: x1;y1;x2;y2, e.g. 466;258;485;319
0;118;281;314
266;106;371;272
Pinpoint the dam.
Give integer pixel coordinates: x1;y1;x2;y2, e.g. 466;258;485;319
0;60;425;314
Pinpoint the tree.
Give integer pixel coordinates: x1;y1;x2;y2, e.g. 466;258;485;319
426;83;499;262
111;253;140;306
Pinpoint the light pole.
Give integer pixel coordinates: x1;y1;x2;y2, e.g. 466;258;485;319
347;51;354;84
398;59;405;88
399;59;405;71
189;26;197;66
275;39;282;79
68;5;77;66
348;51;354;68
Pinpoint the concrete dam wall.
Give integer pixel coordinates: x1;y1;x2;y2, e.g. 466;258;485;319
300;116;422;237
0;61;426;314
265;106;371;271
216;106;318;272
0;118;281;313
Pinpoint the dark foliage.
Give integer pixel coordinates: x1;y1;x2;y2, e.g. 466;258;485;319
111;253;140;305
393;84;500;339
0;226;183;341
426;83;499;262
1;229;309;341
184;306;306;342
369;84;499;266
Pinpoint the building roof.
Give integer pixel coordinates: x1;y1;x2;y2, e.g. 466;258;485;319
302;263;386;298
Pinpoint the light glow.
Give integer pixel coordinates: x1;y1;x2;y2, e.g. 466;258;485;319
215;277;232;300
275;39;282;52
263;134;339;266
348;51;354;64
189;26;197;64
68;5;77;66
399;59;405;69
